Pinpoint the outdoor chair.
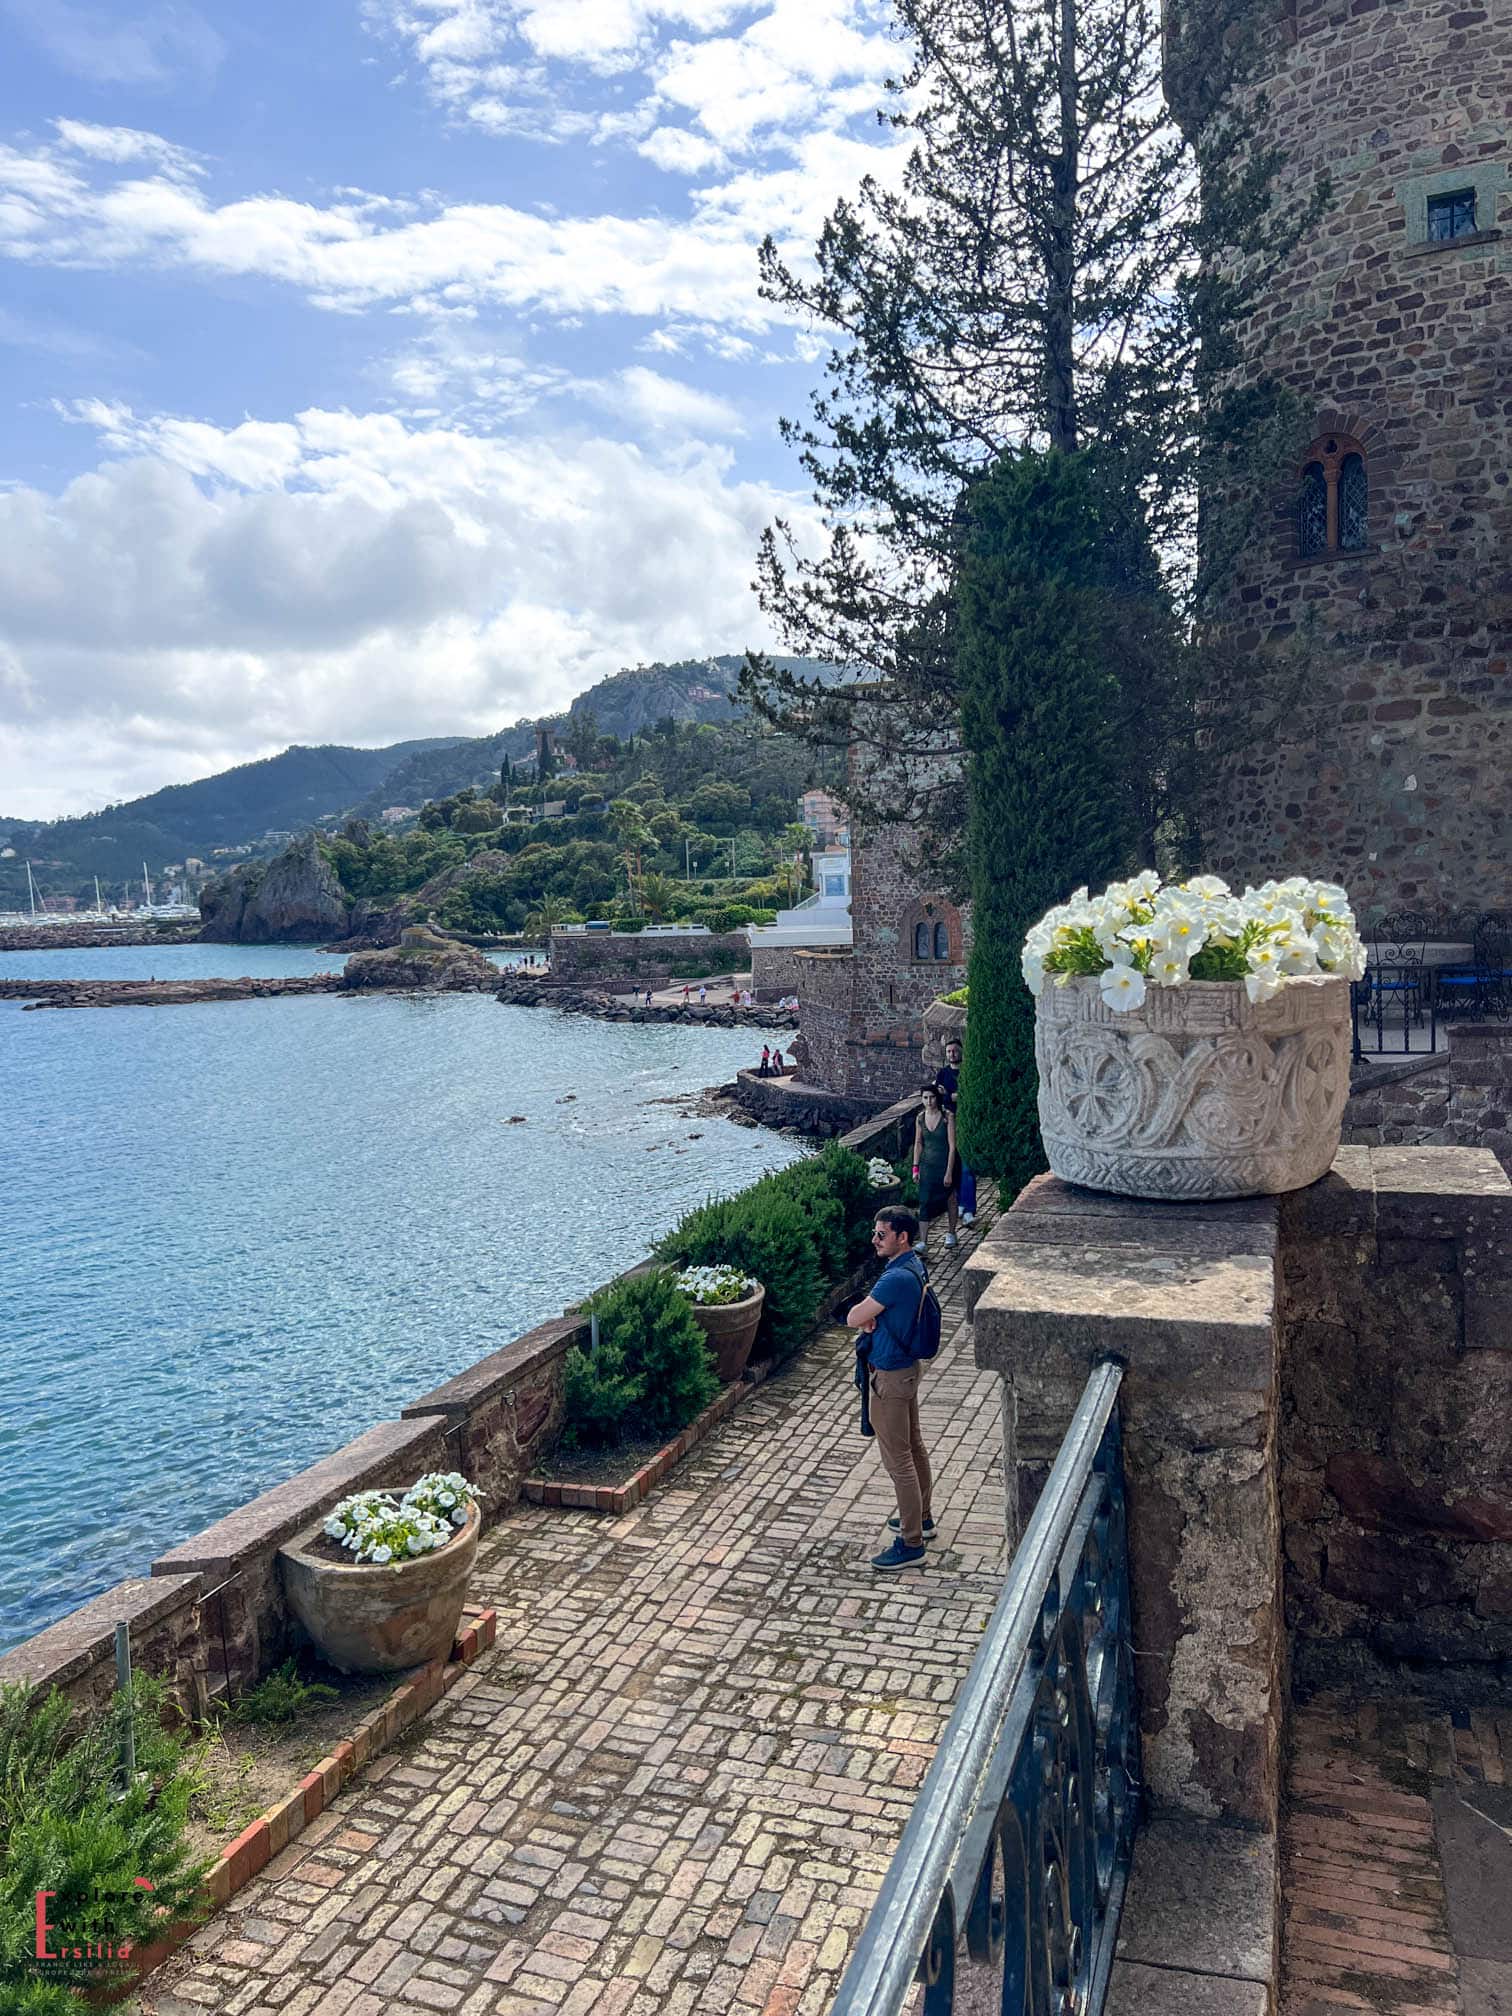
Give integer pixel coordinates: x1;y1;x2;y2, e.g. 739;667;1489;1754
1367;910;1431;1035
1438;912;1512;1021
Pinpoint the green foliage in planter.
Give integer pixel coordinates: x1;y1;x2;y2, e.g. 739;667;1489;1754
955;450;1149;1193
226;1658;339;1728
1;1675;210;2014
938;987;969;1006
668;1190;823;1359
562;1269;721;1450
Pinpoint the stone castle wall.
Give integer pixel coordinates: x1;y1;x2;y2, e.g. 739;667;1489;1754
546;929;750;985
796;813;969;1102
1171;0;1511;917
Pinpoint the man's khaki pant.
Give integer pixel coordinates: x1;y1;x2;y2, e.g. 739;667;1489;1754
869;1364;932;1547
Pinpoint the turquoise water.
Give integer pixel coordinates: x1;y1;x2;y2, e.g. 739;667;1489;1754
0;949;800;1652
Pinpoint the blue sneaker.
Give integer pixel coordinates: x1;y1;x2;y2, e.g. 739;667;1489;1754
871;1537;927;1572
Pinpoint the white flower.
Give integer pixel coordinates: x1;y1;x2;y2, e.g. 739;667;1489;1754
1245;970;1283;1003
1182;875;1231;898
371;1544;393;1565
1022;950;1047;996
1150;950;1190;988
1099;955;1147;1011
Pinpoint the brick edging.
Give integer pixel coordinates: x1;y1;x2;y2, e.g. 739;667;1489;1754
522;1364;773;1514
126;1605;499;1984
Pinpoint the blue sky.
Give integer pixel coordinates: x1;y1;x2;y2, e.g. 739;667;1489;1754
0;0;908;816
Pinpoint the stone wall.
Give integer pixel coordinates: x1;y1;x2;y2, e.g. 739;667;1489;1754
749;942;809;1002
967;1142;1512;1827
792;815;970;1105
1165;0;1512;918
1344;1023;1512;1169
1279;1145;1512;1696
547;929;750;985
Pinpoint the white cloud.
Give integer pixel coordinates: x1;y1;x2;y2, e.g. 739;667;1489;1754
0;401;820;816
53;120;204;180
638;126;727;174
613;366;743;434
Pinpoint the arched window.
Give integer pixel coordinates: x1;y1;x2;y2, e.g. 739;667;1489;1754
1297;435;1368;558
1339;454;1368;552
1299;463;1328;558
905;897;963;964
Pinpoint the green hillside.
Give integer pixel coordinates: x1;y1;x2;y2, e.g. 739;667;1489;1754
347;655;817;821
0;739;459;906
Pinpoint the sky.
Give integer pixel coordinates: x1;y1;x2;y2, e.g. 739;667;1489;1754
0;0;911;820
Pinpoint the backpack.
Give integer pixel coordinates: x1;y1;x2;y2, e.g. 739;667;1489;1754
899;1253;943;1362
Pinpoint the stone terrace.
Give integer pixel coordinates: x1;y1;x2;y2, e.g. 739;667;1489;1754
141;1203;1008;2016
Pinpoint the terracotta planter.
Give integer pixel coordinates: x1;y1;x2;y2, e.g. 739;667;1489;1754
1035;974;1351;1200
278;1501;480;1675
690;1284;766;1382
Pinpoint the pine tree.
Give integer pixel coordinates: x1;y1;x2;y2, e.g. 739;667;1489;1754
742;0;1323;865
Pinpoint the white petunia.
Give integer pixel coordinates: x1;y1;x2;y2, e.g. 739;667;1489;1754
1099;955;1147;1011
1150;950;1191;988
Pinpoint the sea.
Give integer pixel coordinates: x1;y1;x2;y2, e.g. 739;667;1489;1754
0;943;803;1653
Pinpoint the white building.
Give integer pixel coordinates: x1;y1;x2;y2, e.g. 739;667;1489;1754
746;846;852;1001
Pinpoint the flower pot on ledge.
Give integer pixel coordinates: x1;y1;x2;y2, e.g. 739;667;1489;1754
689;1284;766;1382
278;1501;480;1675
1035;973;1351;1200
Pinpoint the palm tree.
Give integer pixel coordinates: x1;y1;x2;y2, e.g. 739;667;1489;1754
525;895;572;935
638;873;680;923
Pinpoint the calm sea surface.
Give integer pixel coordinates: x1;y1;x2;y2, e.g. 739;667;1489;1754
0;944;801;1652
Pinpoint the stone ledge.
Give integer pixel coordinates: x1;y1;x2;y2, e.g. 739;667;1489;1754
402;1316;586;1417
152;1417;452;1579
1114;1816;1276;2004
0;1572;203;1691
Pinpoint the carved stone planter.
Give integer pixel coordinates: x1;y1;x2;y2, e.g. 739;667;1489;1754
279;1502;480;1674
1035;975;1351;1200
689;1284;766;1382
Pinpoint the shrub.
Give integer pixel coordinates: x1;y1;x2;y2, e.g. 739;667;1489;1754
1;1676;210;2014
955;450;1146;1191
562;1270;720;1449
226;1659;338;1728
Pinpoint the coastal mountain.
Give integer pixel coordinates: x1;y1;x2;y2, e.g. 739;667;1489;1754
345;655;817;821
0;738;461;906
3;653;826;908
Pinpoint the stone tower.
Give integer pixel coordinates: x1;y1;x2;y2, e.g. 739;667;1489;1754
1166;0;1511;920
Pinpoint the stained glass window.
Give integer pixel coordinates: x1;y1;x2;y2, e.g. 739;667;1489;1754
914;922;931;960
1299;463;1328;557
1339;454;1368;551
934;921;950;960
1427;190;1476;242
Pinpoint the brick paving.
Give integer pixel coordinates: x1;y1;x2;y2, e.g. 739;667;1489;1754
142;1201;1007;2016
1281;1694;1512;2016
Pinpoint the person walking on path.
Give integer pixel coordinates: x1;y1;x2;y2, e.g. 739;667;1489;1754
912;1083;959;1250
846;1206;934;1570
934;1040;976;1224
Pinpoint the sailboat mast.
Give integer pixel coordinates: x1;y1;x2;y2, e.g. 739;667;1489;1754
26;860;37;918
142;860;153;909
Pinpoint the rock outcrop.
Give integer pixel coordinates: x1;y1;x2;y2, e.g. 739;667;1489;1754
199;833;351;943
343;926;498;991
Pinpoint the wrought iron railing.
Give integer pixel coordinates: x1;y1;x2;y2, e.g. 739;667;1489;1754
1352;966;1441;1060
831;1360;1138;2016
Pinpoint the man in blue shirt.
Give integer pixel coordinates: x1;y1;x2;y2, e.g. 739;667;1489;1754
846;1205;935;1570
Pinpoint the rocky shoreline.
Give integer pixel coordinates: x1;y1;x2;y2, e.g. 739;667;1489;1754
0;924;201;954
6;975;349;1010
493;968;800;1028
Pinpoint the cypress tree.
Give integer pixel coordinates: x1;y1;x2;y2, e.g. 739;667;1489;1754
954;451;1160;1190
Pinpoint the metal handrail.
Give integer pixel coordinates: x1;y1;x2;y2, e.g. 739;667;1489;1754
832;1358;1136;2016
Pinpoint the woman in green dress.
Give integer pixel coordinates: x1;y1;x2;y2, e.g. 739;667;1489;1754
911;1083;959;1250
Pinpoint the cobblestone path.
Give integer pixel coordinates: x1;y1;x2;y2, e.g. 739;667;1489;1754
146;1203;1007;2016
